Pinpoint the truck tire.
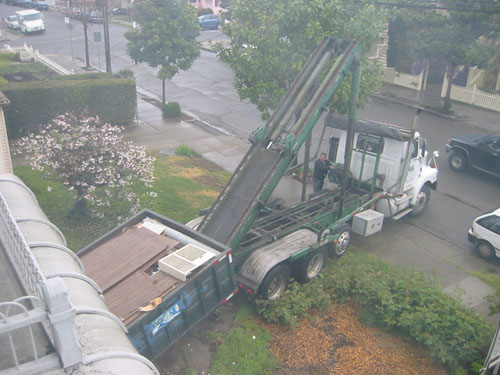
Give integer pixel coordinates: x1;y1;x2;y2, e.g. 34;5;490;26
268;197;287;211
259;264;291;301
476;241;494;259
296;249;327;283
330;224;351;258
448;150;467;172
408;185;430;217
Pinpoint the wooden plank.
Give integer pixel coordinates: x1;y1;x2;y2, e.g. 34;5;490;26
81;225;178;292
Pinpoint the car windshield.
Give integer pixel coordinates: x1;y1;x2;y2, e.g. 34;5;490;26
23;13;41;21
8;16;17;21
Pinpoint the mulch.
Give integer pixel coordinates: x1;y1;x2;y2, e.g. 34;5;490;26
263;303;448;375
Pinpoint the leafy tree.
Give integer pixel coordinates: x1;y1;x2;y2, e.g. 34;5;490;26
16;113;156;218
215;0;386;119
125;0;200;104
393;5;499;110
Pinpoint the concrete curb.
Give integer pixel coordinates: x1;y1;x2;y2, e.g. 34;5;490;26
371;93;457;121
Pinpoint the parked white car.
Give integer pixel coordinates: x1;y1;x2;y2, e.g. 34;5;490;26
5;15;20;30
468;208;500;259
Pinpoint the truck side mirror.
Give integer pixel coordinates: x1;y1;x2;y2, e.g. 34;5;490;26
433;150;440;158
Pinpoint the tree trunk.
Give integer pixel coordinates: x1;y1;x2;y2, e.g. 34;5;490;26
162;77;166;104
443;63;455;111
83;21;90;68
68;198;87;218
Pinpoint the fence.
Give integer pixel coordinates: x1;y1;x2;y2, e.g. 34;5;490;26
442;75;500;112
0;191;81;372
382;67;425;91
2;43;73;75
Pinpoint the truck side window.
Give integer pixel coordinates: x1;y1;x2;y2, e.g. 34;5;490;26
411;141;419;159
478;215;500;235
356;134;383;154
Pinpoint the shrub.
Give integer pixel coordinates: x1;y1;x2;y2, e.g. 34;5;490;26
175;145;196;157
162;101;181;118
197;8;213;16
2;77;136;138
254;279;330;326
53;72;113;81
255;249;494;371
320;250;493;371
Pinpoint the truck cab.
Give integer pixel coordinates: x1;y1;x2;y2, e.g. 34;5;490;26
326;115;438;218
15;9;45;34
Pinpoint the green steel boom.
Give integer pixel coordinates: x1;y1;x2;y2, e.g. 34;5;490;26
198;38;362;252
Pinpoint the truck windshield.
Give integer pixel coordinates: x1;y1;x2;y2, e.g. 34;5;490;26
23;13;41;21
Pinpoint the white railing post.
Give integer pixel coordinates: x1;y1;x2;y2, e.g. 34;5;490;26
42;277;82;368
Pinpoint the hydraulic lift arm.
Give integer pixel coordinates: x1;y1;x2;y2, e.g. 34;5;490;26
198;37;362;251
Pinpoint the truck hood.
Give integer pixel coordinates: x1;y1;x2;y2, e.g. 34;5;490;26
451;133;486;144
24;20;44;27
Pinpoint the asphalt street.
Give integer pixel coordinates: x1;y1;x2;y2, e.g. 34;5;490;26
2;5;500;319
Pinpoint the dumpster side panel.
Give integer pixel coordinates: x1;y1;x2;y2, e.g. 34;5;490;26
128;251;236;359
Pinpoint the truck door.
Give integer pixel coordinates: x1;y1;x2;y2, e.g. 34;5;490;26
404;139;423;190
328;137;339;163
476;137;500;176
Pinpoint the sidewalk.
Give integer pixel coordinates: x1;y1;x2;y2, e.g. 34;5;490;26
374;83;499;133
20;52;499;321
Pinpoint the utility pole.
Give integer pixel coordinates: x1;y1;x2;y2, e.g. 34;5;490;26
101;0;112;73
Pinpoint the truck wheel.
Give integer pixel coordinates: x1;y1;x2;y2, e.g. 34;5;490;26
477;241;494;259
268;197;287;211
259;264;291;301
297;249;327;283
409;185;430;217
330;225;351;258
448;151;467;172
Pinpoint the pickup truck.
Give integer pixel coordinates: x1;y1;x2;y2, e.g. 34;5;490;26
446;133;500;178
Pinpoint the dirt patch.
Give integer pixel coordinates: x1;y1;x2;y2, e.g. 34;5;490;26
265;304;447;375
3;71;55;82
193;174;223;189
170;166;206;179
168;154;222;173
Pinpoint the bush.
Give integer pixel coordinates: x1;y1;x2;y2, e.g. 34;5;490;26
197;8;213;16
53;72;113;81
255;279;330;326
321;250;493;371
255;249;494;371
175;145;196;157
162;101;181;118
3;77;136;138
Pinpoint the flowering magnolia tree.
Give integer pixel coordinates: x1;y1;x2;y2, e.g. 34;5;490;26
16;113;156;218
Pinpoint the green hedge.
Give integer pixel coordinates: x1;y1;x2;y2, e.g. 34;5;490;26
2;77;136;138
255;249;494;372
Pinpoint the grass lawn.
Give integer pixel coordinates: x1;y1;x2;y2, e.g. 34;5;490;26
0;52;56;84
209;298;281;375
14;151;230;250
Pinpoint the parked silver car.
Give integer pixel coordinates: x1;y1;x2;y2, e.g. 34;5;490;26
5;15;21;30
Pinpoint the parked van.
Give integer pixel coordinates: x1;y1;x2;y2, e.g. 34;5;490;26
15;9;45;34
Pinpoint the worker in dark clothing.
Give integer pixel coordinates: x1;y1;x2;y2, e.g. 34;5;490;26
313;153;332;193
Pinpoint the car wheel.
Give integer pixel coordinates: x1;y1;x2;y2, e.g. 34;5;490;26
448;150;467;172
330;224;351;258
477;241;494;259
296;249;327;283
408;185;430;217
259;264;291;301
